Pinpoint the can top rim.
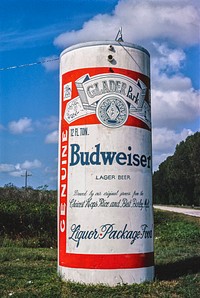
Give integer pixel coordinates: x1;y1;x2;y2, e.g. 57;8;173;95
60;41;150;57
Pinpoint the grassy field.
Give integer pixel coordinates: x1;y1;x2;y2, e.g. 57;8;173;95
0;210;200;298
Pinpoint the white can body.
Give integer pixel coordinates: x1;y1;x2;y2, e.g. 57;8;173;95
58;41;154;285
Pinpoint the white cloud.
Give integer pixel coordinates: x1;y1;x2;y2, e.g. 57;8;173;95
152;73;192;92
10;170;27;177
7;116;58;136
9;160;41;178
0;164;16;172
54;13;120;48
149;42;200;129
21;159;42;170
151;43;186;75
151;42;193;91
0;159;41;177
35;116;58;131
8;117;33;134
45;130;58;144
153;127;193;153
54;0;200;48
152;88;200;129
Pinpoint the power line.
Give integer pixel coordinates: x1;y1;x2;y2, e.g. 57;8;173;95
21;170;32;188
0;57;59;71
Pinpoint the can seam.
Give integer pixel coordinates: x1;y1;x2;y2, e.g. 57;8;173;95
60;41;150;58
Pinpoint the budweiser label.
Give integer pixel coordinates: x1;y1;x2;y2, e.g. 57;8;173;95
58;66;153;270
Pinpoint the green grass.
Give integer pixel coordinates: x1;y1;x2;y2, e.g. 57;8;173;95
0;210;200;297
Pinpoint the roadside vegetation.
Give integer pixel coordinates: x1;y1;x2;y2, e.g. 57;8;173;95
153;132;200;206
0;186;200;297
0;185;57;248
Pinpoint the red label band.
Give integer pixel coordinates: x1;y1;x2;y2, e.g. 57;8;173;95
66;114;150;131
59;252;154;269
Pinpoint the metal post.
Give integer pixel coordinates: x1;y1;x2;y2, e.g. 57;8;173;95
21;170;32;188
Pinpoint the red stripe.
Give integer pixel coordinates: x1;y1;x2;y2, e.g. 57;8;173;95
125;116;151;131
71;115;151;131
71;114;100;126
59;252;154;269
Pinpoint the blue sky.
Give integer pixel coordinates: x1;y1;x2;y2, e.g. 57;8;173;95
0;0;199;189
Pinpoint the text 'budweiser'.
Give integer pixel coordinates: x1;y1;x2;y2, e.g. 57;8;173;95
69;143;151;168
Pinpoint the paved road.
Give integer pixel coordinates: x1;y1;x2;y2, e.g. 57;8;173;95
154;205;200;218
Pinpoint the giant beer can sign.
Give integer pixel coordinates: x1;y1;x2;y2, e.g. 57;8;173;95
58;41;154;285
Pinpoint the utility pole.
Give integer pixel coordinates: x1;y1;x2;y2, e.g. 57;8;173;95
21;170;32;188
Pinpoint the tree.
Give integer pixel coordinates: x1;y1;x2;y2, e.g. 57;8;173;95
153;132;200;206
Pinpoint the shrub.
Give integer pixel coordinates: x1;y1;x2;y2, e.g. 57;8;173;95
0;186;57;247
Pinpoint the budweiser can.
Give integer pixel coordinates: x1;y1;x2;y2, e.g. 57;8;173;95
58;41;154;285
